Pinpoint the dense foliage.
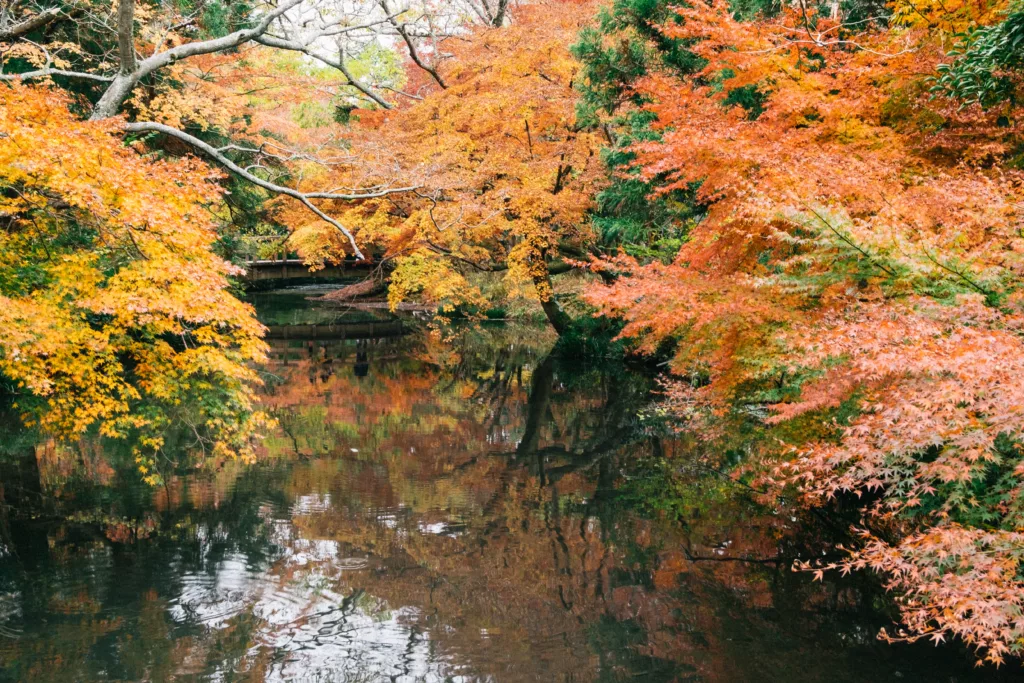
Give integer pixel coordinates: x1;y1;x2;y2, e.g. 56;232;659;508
280;0;605;331
573;0;1024;664
0;85;268;481
934;0;1024;107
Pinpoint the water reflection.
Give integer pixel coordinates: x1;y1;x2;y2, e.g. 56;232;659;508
0;313;1019;682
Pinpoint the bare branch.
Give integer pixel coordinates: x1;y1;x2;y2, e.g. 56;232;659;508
378;83;424;101
0;67;114;81
467;0;493;26
217;141;354;166
0;6;61;42
126;121;419;260
254;33;393;109
379;0;447;89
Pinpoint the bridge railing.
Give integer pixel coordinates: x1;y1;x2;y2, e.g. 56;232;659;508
234;235;293;264
234;235;375;283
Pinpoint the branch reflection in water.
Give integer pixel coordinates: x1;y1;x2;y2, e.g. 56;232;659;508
0;298;1016;682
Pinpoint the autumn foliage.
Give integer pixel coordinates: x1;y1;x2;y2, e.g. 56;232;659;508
281;0;604;327
580;0;1024;664
6;0;1024;666
0;84;268;481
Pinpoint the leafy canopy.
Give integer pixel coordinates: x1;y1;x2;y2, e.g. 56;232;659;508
0;84;268;482
576;0;1024;663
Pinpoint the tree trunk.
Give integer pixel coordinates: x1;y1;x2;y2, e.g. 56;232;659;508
91;73;139;120
533;265;571;335
90;0;137;120
116;0;137;73
492;0;509;27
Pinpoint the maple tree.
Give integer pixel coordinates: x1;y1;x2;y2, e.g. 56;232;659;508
0;84;268;482
281;0;605;332
6;0;1024;666
576;0;1024;664
1;0;609;332
0;0;608;501
0;0;551;471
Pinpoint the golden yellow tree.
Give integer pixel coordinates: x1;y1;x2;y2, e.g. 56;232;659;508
283;0;604;331
0;84;268;481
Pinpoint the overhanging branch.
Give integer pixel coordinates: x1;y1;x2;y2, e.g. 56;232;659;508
0;68;114;82
379;0;447;89
91;0;306;119
127;121;418;260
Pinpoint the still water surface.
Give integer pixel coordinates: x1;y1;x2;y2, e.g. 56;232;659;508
0;289;1020;682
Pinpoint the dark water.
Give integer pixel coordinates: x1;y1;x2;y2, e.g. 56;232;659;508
0;289;1021;682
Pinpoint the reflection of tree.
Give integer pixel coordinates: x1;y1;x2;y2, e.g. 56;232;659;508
515;351;553;461
260;329;1005;682
233;325;692;680
0;445;298;681
0;323;1012;683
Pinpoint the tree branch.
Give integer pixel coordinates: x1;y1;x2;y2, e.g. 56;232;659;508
254;33;393;109
379;0;447;89
0;68;114;81
91;0;305;119
491;0;509;27
126;121;418;260
0;36;115;81
801;203;897;277
0;6;61;42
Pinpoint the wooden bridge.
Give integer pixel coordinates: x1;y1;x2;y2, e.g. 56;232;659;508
265;321;409;365
237;236;374;284
243;258;374;284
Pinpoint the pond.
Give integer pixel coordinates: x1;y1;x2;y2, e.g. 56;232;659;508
0;289;1019;682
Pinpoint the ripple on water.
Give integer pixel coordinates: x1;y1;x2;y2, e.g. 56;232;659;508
256;603;461;683
169;553;269;628
290;493;333;515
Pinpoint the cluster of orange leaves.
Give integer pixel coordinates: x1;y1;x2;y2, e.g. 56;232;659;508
280;0;604;311
0;84;268;479
126;48;325;139
582;0;1024;663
